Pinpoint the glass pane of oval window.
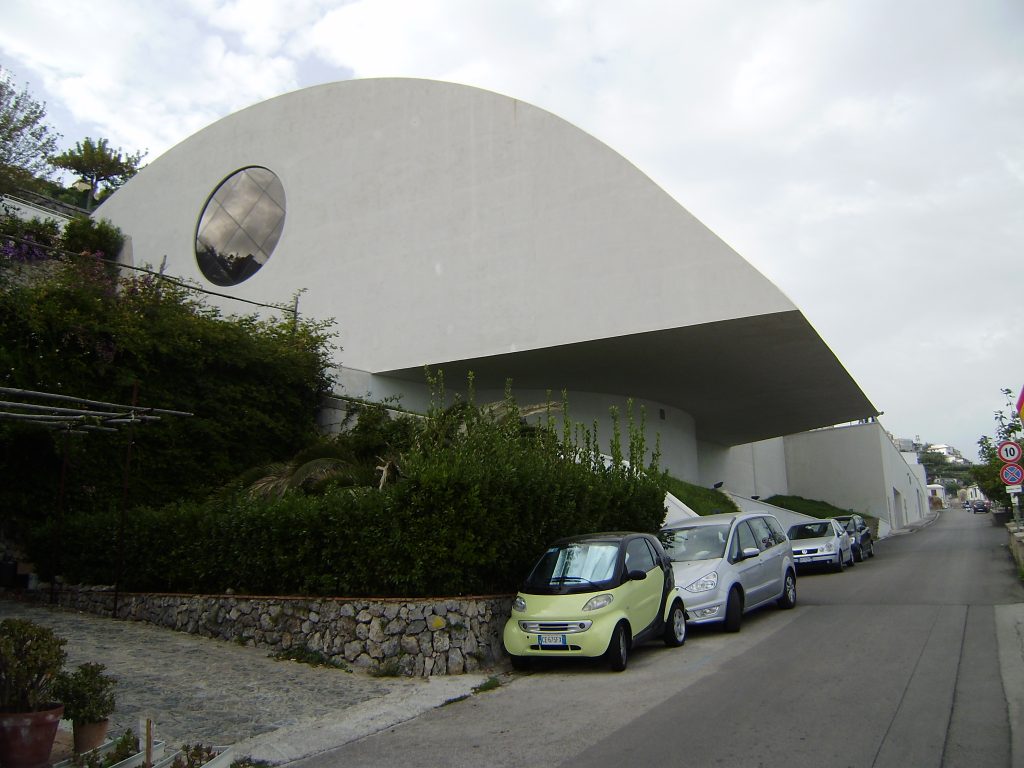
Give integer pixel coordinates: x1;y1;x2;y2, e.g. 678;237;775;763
195;167;285;286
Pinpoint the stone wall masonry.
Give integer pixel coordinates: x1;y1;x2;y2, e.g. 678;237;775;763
36;586;514;677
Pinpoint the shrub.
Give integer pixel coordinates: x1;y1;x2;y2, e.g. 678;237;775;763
0;619;67;711
53;662;117;723
46;390;669;597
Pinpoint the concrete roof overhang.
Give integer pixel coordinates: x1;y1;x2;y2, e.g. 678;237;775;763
380;309;878;446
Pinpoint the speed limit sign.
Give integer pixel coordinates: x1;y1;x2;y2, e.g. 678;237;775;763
998;441;1022;463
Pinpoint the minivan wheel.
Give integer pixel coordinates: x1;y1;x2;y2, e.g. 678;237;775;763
723;588;743;633
777;571;797;609
606;622;629;671
664;601;687;647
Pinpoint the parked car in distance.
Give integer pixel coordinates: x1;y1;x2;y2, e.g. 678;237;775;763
834;513;875;561
658;512;796;633
503;532;687;672
788;519;854;573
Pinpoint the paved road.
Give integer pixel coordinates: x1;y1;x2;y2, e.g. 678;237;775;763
292;508;1024;768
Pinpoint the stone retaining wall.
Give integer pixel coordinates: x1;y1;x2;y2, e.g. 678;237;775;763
35;586;514;677
1008;522;1024;574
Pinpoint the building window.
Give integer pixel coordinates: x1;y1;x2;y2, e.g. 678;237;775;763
195;166;285;286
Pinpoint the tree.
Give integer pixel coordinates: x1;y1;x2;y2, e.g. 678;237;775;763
50;137;145;210
971;388;1022;503
0;67;60;193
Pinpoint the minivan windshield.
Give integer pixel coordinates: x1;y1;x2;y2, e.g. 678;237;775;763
523;542;619;593
788;522;833;540
659;524;730;562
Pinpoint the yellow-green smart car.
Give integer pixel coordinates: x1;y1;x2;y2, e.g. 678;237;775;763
503;532;687;671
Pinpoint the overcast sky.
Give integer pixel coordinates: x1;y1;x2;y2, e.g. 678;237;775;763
3;0;1022;461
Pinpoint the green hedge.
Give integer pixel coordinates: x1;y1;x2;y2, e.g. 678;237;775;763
38;400;669;597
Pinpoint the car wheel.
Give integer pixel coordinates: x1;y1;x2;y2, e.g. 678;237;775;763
606;621;629;671
663;600;687;647
777;571;797;609
847;548;856;567
853;543;863;563
833;551;845;573
723;587;743;632
509;654;531;671
867;540;875;558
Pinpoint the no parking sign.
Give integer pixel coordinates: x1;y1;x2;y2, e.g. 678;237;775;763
1000;463;1023;486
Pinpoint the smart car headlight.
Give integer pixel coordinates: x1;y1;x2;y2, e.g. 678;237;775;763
684;571;719;593
512;596;527;612
582;594;613;611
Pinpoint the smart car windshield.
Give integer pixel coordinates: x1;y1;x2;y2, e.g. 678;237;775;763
788;522;833;540
523;542;619;593
659;525;730;561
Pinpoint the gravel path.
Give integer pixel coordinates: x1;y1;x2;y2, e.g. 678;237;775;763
1;600;398;748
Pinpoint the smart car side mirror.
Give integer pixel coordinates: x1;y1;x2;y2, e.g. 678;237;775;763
627;569;648;581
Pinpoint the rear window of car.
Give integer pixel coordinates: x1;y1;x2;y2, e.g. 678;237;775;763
788;522;833;539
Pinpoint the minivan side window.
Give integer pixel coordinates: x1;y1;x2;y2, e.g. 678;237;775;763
747;516;775;551
764;516;787;546
734;521;759;559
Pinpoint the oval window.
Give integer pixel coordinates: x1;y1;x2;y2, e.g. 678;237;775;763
195;166;285;286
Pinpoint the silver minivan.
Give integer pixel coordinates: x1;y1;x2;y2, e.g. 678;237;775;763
659;512;797;632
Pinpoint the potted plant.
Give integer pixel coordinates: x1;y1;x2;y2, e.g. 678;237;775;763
0;618;67;768
53;663;117;753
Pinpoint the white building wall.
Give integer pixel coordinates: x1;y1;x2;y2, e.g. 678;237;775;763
697;437;790;499
783;422;928;535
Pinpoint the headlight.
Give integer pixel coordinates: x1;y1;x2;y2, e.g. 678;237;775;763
582;594;613;611
685;571;718;593
512;596;527;612
824;542;835;553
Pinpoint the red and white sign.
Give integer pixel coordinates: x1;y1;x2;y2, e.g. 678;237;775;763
1000;463;1024;486
997;440;1022;464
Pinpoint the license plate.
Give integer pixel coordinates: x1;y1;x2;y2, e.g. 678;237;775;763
538;634;567;647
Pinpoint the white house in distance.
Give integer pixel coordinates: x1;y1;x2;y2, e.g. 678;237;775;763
92;78;926;532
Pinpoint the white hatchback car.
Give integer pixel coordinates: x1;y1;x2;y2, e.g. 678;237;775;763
787;519;854;572
659;512;797;632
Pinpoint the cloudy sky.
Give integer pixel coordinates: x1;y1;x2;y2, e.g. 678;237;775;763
3;0;1022;461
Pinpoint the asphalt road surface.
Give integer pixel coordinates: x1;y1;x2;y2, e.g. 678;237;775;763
291;508;1024;768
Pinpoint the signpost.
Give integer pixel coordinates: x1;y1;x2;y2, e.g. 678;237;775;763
999;436;1023;525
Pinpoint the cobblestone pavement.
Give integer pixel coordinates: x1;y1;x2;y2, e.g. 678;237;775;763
0;600;489;762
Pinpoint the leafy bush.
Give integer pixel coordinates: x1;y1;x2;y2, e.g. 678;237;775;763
53;662;116;723
44;393;669;597
1;248;335;545
0;619;67;711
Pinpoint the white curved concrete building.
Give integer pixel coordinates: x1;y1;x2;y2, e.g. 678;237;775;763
97;78;878;488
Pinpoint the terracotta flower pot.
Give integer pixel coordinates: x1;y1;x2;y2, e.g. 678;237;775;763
0;703;64;768
73;718;110;754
